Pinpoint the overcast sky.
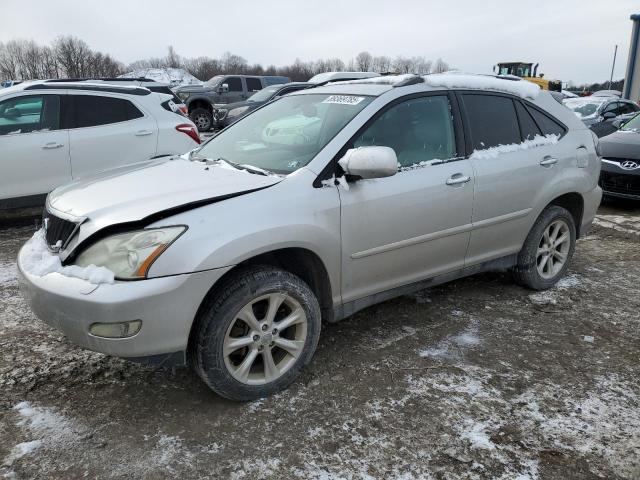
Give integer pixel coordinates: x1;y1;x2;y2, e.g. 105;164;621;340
1;0;638;84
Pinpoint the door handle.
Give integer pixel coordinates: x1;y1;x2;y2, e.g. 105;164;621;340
446;174;471;186
540;156;558;167
42;142;63;149
135;130;153;136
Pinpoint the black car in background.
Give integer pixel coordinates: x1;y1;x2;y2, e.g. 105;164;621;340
599;113;640;200
563;96;640;138
212;82;312;129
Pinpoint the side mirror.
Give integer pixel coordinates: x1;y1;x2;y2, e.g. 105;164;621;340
2;107;20;119
338;146;398;180
602;111;616;120
218;83;229;94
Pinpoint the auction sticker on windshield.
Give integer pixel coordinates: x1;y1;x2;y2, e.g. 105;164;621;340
322;95;365;105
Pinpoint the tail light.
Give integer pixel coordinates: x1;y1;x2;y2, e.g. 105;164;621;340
175;123;200;144
179;104;188;116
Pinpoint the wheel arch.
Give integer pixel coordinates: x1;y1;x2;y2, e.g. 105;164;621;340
188;98;213;114
187;247;334;364
545;192;584;238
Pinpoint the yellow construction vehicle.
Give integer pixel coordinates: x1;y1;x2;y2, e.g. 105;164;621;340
493;62;562;92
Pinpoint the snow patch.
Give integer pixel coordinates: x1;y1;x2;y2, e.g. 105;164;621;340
459;421;496;450
423;73;540;99
3;440;42;465
0;262;17;284
119;68;202;88
470;134;558;160
20;229;115;285
332;74;416;86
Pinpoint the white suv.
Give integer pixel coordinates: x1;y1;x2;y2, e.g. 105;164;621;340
0;81;200;210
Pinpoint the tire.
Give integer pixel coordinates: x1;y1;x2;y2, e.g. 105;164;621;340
513;206;576;290
190;107;213;132
191;266;321;401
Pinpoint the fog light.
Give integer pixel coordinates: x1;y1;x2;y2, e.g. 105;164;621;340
89;320;142;338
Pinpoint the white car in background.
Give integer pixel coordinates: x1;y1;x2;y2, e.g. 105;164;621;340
0;81;200;209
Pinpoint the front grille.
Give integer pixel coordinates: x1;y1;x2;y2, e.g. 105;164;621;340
43;211;78;249
600;171;640;196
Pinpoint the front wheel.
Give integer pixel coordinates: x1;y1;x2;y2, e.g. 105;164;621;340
190;107;213;132
191;266;321;401
513;206;576;290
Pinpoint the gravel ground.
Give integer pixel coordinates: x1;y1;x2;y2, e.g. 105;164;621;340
0;200;639;480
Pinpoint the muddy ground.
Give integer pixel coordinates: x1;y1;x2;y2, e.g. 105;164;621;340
0;200;639;480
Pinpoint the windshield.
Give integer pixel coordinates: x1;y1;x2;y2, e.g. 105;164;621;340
195;93;374;174
205;75;225;87
621;113;640;132
564;98;605;118
248;86;280;102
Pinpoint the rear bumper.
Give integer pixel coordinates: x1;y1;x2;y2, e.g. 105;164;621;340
580;185;603;236
17;245;232;362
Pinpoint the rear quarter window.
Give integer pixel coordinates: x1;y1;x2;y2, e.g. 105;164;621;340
526;105;566;137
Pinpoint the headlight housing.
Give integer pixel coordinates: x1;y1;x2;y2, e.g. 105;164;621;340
74;226;186;280
177;92;190;101
229;106;249;117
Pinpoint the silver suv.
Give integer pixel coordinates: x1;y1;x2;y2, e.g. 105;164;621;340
18;74;602;401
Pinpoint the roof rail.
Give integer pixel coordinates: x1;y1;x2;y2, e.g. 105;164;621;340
393;75;425;87
24;83;151;96
44;77;155;83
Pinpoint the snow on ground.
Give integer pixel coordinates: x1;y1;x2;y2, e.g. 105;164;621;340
423;73;541;99
20;229;114;284
0;261;17;285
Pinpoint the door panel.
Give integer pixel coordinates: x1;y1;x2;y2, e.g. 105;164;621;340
66;94;157;178
0;130;70;201
340;162;474;303
0;94;70;201
338;94;472;303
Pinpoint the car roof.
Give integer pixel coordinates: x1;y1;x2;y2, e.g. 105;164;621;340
307;71;380;84
11;80;152;96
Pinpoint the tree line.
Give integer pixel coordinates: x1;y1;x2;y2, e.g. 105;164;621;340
0;36;623;90
0;36;451;83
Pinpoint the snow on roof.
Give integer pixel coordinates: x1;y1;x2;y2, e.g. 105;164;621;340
119;68;202;88
423;73;540;99
331;74;417;86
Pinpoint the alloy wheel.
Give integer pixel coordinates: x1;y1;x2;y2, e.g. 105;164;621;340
536;219;571;279
223;293;308;385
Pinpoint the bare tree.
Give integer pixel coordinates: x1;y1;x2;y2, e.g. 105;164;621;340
355;51;373;72
165;46;181;68
432;58;450;74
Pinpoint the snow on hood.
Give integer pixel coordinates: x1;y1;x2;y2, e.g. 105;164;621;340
119;68;202;88
423;73;540;99
48;157;283;231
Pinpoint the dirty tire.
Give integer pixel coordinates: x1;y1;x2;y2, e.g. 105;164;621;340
190;107;213;132
513;205;577;290
192;266;321;401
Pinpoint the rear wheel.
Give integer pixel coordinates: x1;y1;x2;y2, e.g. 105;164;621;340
513;206;576;290
192;266;321;401
190;107;213;132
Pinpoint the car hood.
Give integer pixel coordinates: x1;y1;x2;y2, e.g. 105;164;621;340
599;130;640;159
213;100;251;111
47;157;283;242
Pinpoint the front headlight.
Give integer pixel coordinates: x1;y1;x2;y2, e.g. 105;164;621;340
74;226;186;280
177;92;190;101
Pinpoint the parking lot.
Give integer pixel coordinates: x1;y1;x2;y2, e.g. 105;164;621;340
0;200;638;480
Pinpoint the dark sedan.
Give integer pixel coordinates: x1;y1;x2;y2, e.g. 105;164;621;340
599;113;640;200
564;96;639;138
212;82;312;129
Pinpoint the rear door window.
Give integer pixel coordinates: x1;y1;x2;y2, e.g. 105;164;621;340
225;77;243;92
462;94;520;150
69;95;143;128
526;105;566;137
245;78;263;93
